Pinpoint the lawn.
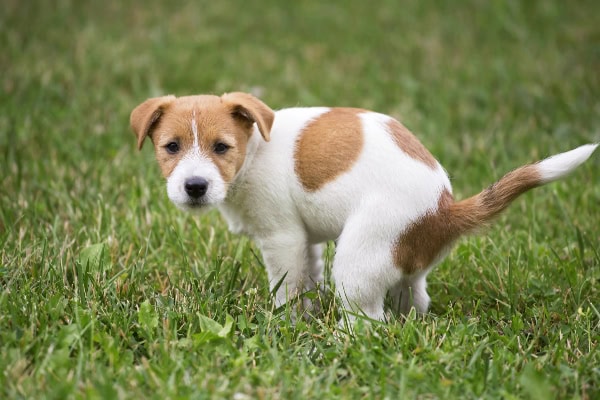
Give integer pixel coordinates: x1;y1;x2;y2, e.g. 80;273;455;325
1;0;599;398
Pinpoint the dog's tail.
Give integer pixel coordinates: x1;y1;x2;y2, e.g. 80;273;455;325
448;144;598;235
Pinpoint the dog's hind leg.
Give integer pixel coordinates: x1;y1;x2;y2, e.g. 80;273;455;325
332;214;402;323
389;273;430;315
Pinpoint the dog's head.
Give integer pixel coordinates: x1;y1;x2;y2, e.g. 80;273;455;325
130;92;274;210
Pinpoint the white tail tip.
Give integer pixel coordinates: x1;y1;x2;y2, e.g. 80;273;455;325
537;143;598;183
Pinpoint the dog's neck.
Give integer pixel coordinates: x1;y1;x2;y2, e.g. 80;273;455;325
225;126;263;200
216;126;265;235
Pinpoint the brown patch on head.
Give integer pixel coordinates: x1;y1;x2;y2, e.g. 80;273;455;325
393;189;459;274
151;108;195;178
129;93;274;182
294;108;365;192
387;119;437;169
221;92;274;142
130;95;176;150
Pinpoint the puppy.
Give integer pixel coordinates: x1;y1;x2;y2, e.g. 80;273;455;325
130;92;597;322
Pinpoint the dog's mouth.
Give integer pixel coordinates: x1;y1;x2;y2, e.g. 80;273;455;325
167;196;211;212
180;198;210;210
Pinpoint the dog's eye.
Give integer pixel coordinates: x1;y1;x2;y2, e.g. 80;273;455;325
165;141;180;154
213;142;230;155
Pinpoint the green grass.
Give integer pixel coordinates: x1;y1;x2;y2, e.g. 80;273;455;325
1;0;599;398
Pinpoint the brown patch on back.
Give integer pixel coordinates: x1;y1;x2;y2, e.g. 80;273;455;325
393;189;459;274
295;108;365;192
387;119;437;169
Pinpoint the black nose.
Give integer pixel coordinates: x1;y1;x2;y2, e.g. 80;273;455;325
184;177;208;199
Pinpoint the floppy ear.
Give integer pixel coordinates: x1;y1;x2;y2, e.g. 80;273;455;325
130;95;176;150
221;92;274;141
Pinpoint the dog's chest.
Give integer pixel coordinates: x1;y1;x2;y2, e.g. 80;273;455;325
219;177;351;243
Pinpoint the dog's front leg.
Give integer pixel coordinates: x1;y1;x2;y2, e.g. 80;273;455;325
259;231;313;318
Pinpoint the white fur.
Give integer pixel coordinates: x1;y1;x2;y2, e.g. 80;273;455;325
191;110;200;149
536;143;598;183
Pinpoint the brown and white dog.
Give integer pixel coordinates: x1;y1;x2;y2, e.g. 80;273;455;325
130;92;597;322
